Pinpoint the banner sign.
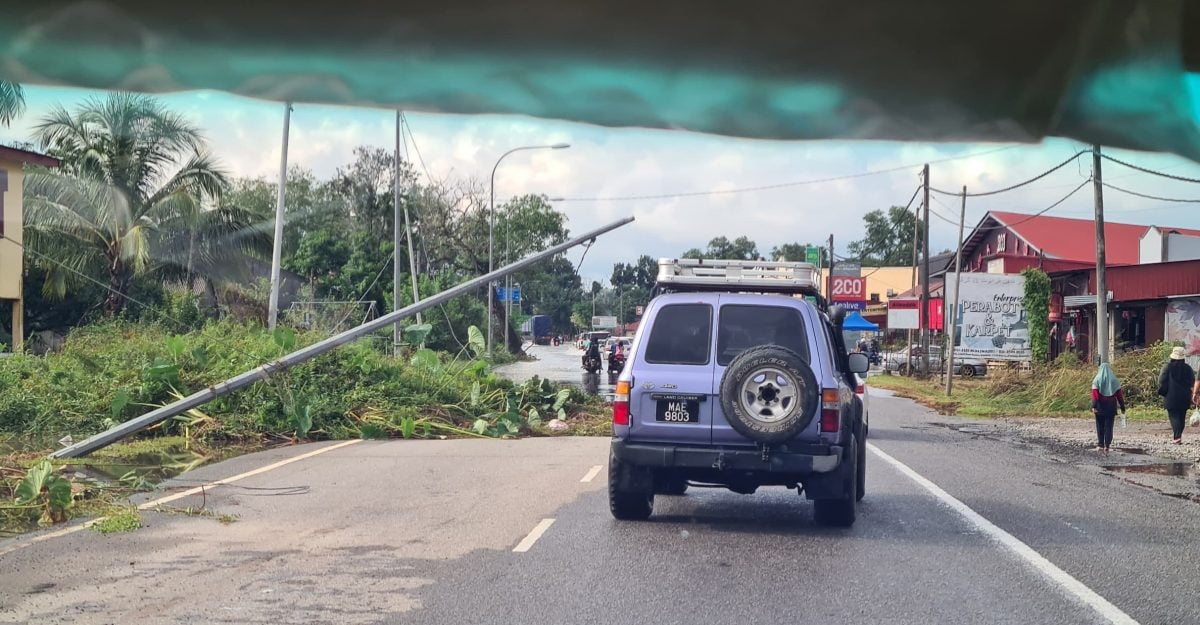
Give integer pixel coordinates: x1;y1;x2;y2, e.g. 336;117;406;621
591;315;618;329
830;276;865;301
944;273;1030;362
886;297;943;330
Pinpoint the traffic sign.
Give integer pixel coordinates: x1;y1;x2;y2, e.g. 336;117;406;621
496;287;522;303
635;305;644;316
805;246;821;265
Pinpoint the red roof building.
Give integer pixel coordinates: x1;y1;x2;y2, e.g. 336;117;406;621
957;211;1200;274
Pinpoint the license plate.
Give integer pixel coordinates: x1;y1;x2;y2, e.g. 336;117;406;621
655;398;700;423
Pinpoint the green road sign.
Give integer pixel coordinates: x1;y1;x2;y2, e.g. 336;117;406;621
805;246;820;265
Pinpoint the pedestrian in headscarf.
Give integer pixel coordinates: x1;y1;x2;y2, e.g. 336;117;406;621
1157;346;1195;444
1091;363;1125;453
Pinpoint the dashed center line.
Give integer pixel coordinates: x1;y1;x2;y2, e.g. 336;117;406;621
512;518;556;553
580;465;603;483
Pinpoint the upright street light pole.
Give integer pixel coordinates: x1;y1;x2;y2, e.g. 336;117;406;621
488;143;570;357
268;101;293;331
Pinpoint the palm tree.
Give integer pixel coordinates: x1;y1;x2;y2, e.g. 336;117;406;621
0;80;23;126
23;92;231;315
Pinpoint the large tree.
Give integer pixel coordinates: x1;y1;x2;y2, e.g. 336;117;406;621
0;81;24;127
770;242;828;264
681;236;760;260
24;93;230;314
847;206;923;265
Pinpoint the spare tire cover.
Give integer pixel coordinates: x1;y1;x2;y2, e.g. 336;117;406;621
718;345;820;444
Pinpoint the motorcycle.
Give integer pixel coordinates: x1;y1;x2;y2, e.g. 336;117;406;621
608;352;626;375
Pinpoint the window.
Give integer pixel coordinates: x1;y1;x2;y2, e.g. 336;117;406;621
997;232;1007;252
717;305;810;366
644;304;712;365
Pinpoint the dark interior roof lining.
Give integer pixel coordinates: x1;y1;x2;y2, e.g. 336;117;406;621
2;0;1197;159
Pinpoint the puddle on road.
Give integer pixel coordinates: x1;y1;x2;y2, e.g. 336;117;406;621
1103;462;1195;478
1111;446;1148;455
573;372;617;403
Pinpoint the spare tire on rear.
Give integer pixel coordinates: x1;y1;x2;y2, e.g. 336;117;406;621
718;346;820;444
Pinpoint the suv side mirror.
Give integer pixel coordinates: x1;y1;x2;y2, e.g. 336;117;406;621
847;352;869;374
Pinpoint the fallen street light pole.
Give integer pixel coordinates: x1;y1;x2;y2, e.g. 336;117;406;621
51;216;636;459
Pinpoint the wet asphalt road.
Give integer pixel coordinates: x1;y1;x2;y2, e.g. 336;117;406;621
498;343;620;400
2;383;1199;623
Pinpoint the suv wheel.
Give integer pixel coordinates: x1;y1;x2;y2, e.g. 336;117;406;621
813;434;858;527
718;346;820;445
855;423;867;502
609;457;653;520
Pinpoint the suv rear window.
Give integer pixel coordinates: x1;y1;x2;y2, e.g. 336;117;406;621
717;305;810;366
644;304;713;365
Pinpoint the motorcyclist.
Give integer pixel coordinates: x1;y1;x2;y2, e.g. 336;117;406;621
583;340;602;371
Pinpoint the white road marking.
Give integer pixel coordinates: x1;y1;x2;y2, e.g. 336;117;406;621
868;443;1140;625
0;439;362;559
580;465;603;483
512;518;556;553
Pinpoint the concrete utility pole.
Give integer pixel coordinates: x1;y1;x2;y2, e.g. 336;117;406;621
827;234;835;298
945;186;967;396
267;101;292;331
920;163;931;375
394;111;422;352
1093;144;1109;364
908;195;920;374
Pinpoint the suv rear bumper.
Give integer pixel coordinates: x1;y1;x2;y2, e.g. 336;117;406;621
611;439;841;474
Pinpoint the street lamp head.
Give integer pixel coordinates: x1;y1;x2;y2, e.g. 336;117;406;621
551;143;571;150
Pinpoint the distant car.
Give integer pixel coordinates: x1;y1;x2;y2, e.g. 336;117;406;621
883;345;986;377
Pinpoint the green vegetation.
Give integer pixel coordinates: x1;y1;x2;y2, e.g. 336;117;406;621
91;508;142;534
11;460;73;526
870;342;1175;419
1022;268;1051;364
0;319;605;443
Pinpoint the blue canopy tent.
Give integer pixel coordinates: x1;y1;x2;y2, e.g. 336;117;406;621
842;311;880;332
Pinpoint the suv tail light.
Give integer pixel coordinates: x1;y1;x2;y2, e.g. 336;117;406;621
820;388;840;432
613;380;630;426
855;383;865;395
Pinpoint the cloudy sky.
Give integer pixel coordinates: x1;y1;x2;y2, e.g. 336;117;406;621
5;83;1200;286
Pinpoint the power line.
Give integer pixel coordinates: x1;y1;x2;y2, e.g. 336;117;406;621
553;145;1019;203
1101;182;1200;204
976;179;1093;231
3;233;279;366
1100;153;1200;184
400;113;433;182
929;150;1087;197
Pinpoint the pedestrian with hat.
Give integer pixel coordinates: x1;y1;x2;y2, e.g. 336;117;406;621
1157;346;1195;444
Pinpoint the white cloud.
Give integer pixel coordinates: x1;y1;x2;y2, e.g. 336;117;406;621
6;85;1200;283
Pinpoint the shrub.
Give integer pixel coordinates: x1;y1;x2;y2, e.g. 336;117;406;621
0;319;603;443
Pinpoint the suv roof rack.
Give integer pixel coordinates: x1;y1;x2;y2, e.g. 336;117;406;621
655;258;825;300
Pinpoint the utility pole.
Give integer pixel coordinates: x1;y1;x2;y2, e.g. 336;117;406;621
1093;144;1109;364
267;102;292;331
394;111;421;353
907;194;920;374
827;234;835;299
920;164;931;376
945;186;967;396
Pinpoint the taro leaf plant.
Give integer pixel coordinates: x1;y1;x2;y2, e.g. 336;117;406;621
14;460;73;526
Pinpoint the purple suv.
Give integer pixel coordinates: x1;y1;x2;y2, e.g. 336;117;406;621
610;292;869;526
